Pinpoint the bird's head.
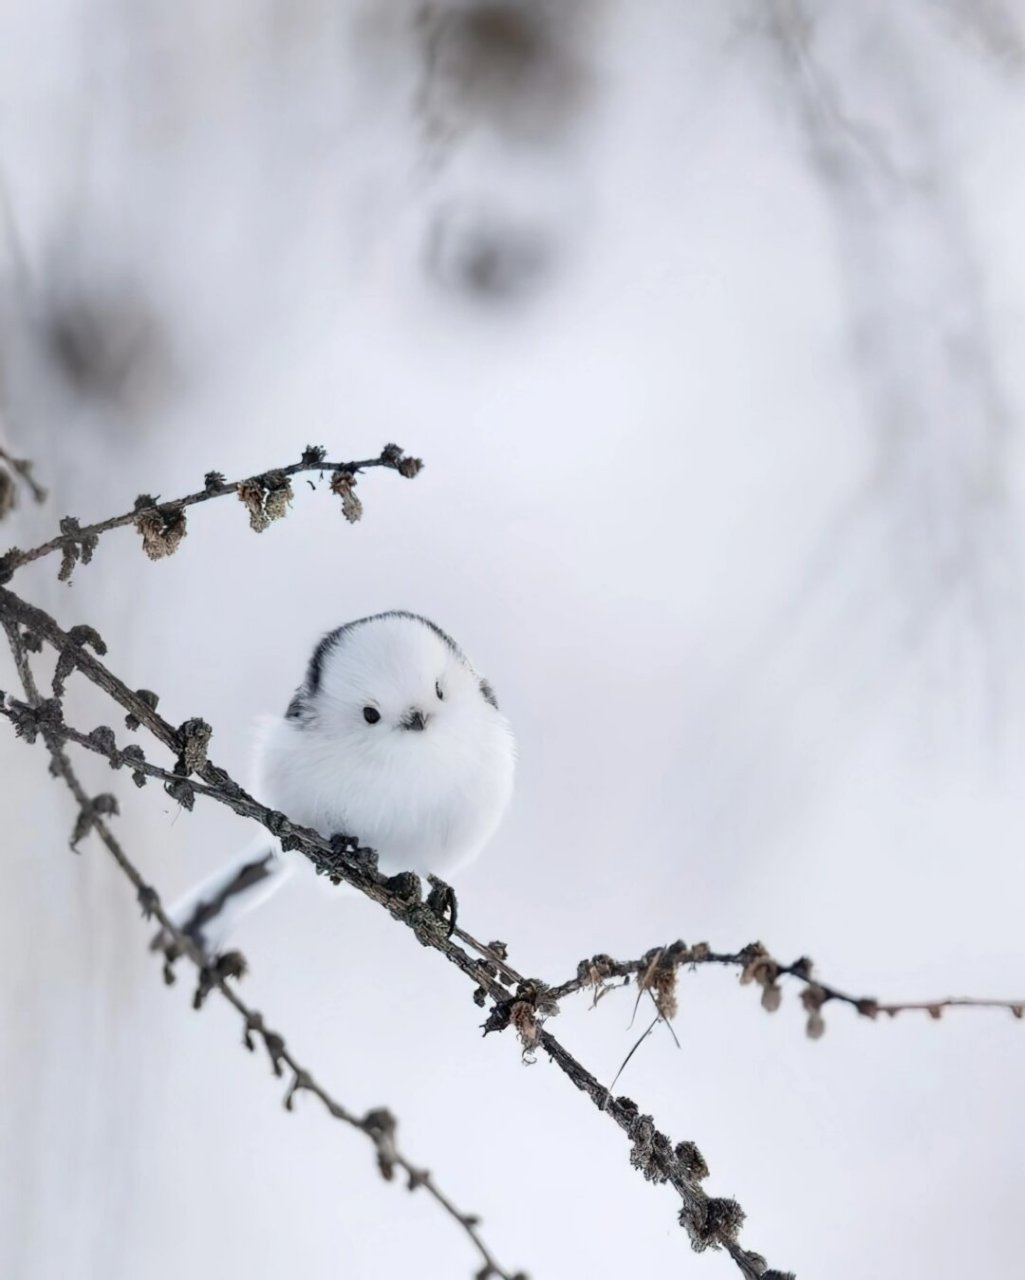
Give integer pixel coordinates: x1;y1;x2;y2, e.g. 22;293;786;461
289;612;506;762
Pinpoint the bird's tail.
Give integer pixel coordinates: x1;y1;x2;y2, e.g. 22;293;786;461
150;839;293;959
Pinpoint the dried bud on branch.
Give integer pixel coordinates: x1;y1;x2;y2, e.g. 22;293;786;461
628;1112;676;1184
177;717;212;774
761;983;783;1013
637;947;679;1021
120;744;148;786
329;469;363;523
70;792;119;850
284;1068;312;1112
363;1108;399;1181
237;472;294;532
52;625;107;697
124;688;159;731
56;517;100;581
679;1194;746;1253
4;694;62;744
137;885;160;919
193;950;248;1010
801;985;828;1040
134;503;187;560
510;999;541;1058
675;1141;710;1182
380;442;424;478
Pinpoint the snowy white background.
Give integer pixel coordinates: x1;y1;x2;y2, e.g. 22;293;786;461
2;3;1025;1277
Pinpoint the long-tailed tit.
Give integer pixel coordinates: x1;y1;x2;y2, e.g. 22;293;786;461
156;612;515;956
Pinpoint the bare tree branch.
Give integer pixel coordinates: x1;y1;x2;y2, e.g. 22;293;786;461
0;616;524;1280
0;441;422;582
548;942;1025;1035
0;581;788;1277
6;449;1017;1277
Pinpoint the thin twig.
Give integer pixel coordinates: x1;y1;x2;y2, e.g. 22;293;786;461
0;713;233;797
605;1013;660;1103
0;442;420;580
549;942;1025;1033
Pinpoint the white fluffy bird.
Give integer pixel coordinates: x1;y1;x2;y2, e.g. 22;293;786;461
159;612;515;956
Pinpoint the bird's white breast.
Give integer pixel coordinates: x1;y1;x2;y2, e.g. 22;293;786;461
253;711;514;878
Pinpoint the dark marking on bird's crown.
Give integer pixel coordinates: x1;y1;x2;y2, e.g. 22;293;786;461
286;611;481;719
309;613;461;692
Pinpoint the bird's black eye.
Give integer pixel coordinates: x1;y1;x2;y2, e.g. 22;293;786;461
435;681;444;701
363;706;381;725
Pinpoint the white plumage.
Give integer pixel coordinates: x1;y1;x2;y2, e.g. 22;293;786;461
161;612;514;955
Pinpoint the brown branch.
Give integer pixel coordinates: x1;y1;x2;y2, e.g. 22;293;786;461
19;696;1014;1043
0;442;422;582
0;583;514;993
17;448;1018;1275
0;710;237;797
549;942;1025;1036
0;618;523;1280
0;579;791;1276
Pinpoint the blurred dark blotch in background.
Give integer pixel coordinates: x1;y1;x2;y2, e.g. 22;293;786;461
424;200;554;302
42;283;164;408
0;240;176;427
416;0;597;143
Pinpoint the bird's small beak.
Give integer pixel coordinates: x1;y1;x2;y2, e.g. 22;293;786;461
401;708;429;732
